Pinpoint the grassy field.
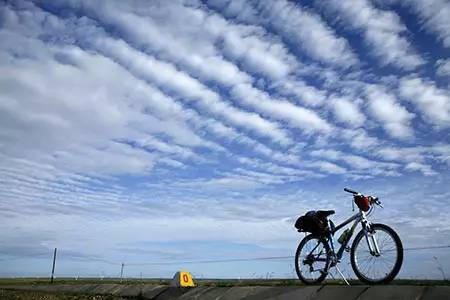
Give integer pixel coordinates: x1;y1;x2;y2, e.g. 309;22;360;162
0;277;449;287
0;289;128;300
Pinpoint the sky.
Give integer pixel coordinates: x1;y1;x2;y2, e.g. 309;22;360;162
0;0;449;280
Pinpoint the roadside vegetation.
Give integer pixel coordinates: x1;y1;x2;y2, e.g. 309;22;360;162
0;278;449;286
0;289;127;300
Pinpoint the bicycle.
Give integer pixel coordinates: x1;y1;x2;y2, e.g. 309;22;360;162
294;188;403;285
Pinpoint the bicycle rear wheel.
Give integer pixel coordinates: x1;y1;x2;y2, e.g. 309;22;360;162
350;223;403;284
295;234;331;284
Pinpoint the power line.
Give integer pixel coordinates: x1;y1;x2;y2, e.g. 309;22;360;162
403;245;450;251
123;245;450;266
125;256;293;266
5;244;449;267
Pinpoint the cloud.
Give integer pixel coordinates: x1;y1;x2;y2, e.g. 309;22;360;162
376;146;425;163
321;0;424;69
57;0;253;87
376;144;450;168
207;0;358;67
231;83;333;134
399;77;450;128
89;31;292;147
0;45;159;174
405;0;450;48
405;162;437;176
339;128;380;150
436;59;450;77
329;96;366;127
308;161;347;174
365;85;415;139
276;80;326;107
217;21;295;80
310;149;401;176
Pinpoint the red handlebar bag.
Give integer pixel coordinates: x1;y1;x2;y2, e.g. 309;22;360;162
355;195;370;211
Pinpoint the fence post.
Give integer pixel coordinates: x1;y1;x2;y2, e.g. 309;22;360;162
50;248;57;283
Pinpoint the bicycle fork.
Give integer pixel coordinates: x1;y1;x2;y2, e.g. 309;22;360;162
361;212;381;256
364;227;381;256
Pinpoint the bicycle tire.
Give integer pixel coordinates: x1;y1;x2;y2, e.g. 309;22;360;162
350;223;403;284
295;234;331;284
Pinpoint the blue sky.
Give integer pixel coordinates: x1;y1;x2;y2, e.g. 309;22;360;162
0;0;449;279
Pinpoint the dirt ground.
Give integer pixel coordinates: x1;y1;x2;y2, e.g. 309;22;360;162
0;289;129;300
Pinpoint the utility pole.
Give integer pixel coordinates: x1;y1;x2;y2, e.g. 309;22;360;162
50;248;57;284
120;263;124;283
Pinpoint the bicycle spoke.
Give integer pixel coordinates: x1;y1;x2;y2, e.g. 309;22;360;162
353;225;400;282
297;236;330;283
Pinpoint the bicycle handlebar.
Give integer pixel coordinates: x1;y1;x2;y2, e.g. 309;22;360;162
344;188;383;208
344;188;358;194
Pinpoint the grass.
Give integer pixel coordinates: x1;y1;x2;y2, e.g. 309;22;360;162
0;278;449;287
0;278;170;286
0;289;127;300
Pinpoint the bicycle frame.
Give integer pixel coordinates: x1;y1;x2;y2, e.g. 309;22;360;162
302;206;382;270
327;208;380;262
302;212;363;266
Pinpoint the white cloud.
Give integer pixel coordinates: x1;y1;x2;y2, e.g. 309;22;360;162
219;23;294;79
135;136;199;161
399;77;450;127
277;80;327;107
39;0;299;146
436;59;450;77
73;1;252;87
431;145;450;165
329;96;366;127
172;175;266;191
0;43;158;174
231;83;333;134
129;1;330;119
147;2;300;83
91;35;292;146
207;0;358;67
376;146;425;163
405;0;450;48
375;145;450;171
322;0;424;69
237;156;314;177
405;162;437;176
308;161;347;174
340;128;380;150
310;149;400;175
309;149;341;161
366;85;415;139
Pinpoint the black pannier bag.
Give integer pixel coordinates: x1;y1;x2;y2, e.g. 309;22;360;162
294;211;329;236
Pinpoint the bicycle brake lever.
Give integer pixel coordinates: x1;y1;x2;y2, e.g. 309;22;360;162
373;197;383;208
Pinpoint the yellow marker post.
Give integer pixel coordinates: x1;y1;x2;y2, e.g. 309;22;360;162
171;270;195;287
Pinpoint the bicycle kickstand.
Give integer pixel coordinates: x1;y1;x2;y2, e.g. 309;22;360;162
335;265;350;286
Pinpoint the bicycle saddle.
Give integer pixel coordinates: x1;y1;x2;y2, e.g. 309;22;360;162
317;210;335;217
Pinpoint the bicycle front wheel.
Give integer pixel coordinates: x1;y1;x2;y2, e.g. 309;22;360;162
295;234;331;284
350;223;403;284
